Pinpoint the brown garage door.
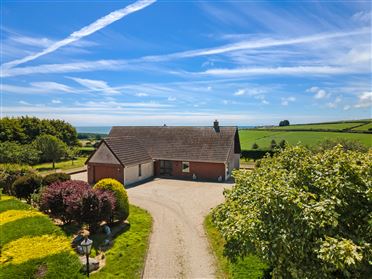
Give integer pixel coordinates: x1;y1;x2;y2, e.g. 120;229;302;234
92;164;123;184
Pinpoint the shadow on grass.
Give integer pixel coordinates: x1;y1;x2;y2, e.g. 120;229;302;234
0;251;83;279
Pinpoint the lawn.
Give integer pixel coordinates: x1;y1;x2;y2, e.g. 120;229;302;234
268;122;364;131
239;130;372;150
32;156;88;173
204;214;269;279
0;195;82;279
92;205;152;279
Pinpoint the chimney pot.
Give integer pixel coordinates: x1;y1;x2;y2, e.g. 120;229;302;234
213;120;220;132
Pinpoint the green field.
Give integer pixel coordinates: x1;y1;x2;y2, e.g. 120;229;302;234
239;130;372;150
268;122;365;131
32;156;88;173
352;122;372;131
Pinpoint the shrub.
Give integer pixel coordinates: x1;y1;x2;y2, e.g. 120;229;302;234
213;145;371;278
12;174;42;202
42;172;71;186
94;178;129;221
40;180;115;227
0;141;40;165
315;138;368;153
270;139;277;149
251;143;259;150
0;164;33;194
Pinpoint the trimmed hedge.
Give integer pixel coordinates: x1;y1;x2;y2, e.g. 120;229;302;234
0;164;33;195
42;173;71;186
94;178;129;222
12;174;42;202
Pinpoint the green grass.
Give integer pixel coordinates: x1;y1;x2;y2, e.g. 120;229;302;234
204;214;269;279
32;156;88;173
0;196;82;279
239;130;372;150
92;205;152;279
268;122;364;131
352;122;372;131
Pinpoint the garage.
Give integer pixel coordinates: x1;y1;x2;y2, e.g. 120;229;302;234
88;163;123;184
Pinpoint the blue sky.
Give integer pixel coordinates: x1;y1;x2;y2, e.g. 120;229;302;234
1;0;371;126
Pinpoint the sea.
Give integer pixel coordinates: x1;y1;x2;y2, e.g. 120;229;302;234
76;126;255;134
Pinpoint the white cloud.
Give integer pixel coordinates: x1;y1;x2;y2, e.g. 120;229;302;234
2;81;74;94
168;96;176;101
1;60;125;77
19;100;31;105
307;87;328;99
2;0;156;69
200;66;359;77
354;91;372;108
52;99;62;104
136;92;149;97
69;77;119;95
281;96;296;106
343;105;351;111
326;96;342;108
261;100;269;105
352;11;372;23
234;89;245;96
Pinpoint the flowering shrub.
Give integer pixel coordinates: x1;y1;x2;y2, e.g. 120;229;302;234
12;174;42;202
40;180;115;227
94;178;129;221
213;145;371;278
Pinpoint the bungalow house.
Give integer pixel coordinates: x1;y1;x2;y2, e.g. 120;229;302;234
86;120;241;185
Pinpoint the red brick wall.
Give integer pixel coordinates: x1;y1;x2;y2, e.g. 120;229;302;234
87;163;124;185
154;160;225;181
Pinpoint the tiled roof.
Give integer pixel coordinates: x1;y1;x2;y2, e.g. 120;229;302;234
103;136;152;166
107;126;239;163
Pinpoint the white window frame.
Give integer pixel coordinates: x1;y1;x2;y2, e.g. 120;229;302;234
182;162;190;173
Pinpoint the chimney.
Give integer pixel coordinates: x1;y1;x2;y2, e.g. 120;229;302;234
213;119;220;132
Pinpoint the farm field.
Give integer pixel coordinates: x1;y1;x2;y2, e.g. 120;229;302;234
268;122;365;131
239;130;372;150
32;156;88;173
352;122;372;131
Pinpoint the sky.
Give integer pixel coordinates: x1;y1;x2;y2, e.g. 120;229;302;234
1;0;371;126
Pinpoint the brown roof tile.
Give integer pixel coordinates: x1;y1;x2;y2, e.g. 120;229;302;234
108;126;239;163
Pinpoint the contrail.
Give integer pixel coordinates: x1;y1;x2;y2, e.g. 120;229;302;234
2;0;156;69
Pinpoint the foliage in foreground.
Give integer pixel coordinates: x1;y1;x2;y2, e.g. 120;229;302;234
92;205;152;279
0;196;82;278
40;180;116;228
314;137;369;153
12;174;43;202
94;178;129;221
0;164;34;195
42;172;71;186
213;145;371;278
204;214;269;279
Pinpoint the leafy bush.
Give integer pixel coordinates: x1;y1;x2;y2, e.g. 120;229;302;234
12;174;42;202
94;178;129;221
213;145;371;278
0;141;40;165
42;172;71;186
40;180;115;227
251;143;259;150
241;150;276;161
0;164;33;194
315;137;368;153
34;134;68;168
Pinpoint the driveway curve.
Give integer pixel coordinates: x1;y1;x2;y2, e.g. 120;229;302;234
71;173;230;278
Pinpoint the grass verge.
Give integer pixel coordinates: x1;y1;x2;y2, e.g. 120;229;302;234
92;204;152;279
204;213;269;279
32;156;88;173
0;195;82;278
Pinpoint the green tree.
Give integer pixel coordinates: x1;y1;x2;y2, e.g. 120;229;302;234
213;145;371;278
279;120;290;126
279;139;287;149
270;139;277;149
252;142;259;150
34;135;67;169
67;147;80;165
315;138;368;153
0;142;39;165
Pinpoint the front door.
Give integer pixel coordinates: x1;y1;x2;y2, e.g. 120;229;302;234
160;160;172;176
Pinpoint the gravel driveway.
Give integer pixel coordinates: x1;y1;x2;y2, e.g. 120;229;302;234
71;172;230;278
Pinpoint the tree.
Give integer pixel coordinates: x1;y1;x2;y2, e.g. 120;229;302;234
270;139;277;149
279;139;287;149
212;145;371;278
315;138;368;153
0;141;39;165
67;147;80;165
12;174;42;203
279;120;290;126
252;143;259;150
34;135;67;169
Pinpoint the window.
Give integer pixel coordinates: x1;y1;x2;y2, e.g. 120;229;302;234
138;164;142;177
182;162;190;173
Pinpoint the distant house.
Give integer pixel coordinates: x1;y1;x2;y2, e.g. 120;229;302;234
86;120;241;185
